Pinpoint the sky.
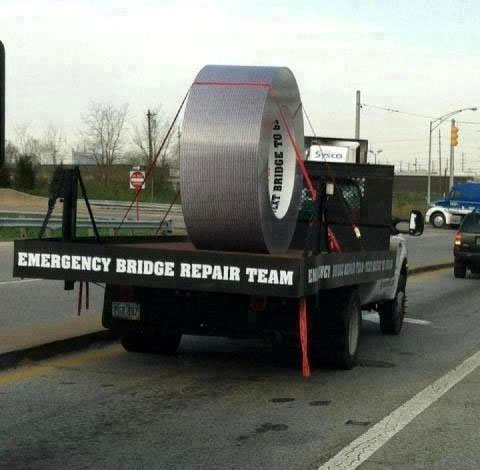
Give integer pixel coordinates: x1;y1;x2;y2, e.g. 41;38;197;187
1;0;480;172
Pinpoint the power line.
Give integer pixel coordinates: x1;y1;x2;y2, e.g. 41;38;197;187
361;103;434;119
370;137;428;143
456;120;480;125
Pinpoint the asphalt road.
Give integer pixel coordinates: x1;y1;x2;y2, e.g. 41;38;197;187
1;268;480;469
405;226;455;270
0;226;455;353
0;242;104;353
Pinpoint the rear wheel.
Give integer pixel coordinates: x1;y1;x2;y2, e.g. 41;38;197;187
430;212;446;228
379;273;406;335
454;262;467;278
121;330;182;355
309;288;361;370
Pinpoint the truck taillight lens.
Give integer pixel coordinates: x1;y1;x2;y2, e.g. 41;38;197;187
455;232;462;246
249;296;267;311
114;285;135;301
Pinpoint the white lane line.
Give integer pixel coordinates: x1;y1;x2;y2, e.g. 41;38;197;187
0;278;41;286
318;348;480;470
363;313;431;325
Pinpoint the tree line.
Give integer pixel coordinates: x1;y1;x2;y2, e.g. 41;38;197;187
0;102;180;191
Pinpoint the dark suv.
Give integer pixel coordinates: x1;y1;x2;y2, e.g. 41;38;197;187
454;211;480;278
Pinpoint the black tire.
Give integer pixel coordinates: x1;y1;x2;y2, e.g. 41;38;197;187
309;288;362;370
121;331;182;355
430;212;446;228
379;273;406;335
454;263;467;278
120;331;148;353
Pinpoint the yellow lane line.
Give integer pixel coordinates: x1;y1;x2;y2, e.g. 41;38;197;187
410;267;450;282
0;344;122;387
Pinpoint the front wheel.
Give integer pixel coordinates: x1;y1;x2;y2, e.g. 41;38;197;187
430;212;446;228
379;273;406;335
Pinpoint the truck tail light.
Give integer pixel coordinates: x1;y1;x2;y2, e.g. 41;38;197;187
249;296;267;312
454;232;462;246
114;285;135;301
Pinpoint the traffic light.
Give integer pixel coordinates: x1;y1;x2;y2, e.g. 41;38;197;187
451;126;459;147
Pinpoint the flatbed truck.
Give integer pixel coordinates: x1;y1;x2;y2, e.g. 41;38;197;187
12;147;423;372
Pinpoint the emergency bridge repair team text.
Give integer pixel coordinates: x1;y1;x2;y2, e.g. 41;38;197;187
16;252;295;286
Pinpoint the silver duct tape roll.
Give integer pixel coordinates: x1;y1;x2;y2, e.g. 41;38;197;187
180;65;304;254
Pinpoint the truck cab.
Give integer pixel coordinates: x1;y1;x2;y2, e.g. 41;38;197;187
426;182;480;228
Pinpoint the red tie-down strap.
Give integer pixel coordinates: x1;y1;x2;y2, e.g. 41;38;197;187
328;227;341;253
299;297;310;378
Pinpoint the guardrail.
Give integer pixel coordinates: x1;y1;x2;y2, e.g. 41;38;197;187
0;217;175;235
89;200;182;213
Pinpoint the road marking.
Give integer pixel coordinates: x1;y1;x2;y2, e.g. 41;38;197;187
0;278;41;286
409;268;450;281
363;313;431;325
0;345;122;387
317;348;480;470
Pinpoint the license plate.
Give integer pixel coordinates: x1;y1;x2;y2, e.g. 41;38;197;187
112;302;141;321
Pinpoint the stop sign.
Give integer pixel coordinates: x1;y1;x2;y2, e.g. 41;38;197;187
129;170;146;190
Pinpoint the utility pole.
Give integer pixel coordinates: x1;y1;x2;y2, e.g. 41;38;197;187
438;129;442;195
444;164;447;195
415;157;418;173
147;109;155;201
355;90;361;139
449;119;455;190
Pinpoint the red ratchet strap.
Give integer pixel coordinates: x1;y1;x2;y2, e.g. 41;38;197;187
299;297;310;378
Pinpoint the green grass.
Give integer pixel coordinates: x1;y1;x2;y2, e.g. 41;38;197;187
392;192;438;219
30;165;179;204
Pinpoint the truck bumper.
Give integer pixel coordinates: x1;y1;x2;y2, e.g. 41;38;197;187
454;251;480;266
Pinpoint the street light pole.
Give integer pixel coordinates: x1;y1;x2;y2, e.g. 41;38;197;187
427;107;477;205
427;120;432;204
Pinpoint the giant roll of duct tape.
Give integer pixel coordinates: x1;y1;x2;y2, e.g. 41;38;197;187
180;65;304;254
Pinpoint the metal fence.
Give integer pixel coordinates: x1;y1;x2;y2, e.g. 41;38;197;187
0;217;175;235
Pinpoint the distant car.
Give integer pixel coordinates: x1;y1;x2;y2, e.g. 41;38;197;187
453;210;480;278
426;182;480;228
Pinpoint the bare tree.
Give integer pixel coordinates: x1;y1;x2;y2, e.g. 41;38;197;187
14;124;42;162
5;140;19;163
81;102;129;182
42;124;66;165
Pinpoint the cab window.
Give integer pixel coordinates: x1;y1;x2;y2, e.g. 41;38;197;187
449;190;460;200
460;213;480;233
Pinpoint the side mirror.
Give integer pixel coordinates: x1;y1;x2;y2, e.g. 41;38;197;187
392;210;424;236
408;210;424;236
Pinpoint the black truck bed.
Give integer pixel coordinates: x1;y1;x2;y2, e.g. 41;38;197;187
13;236;395;298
